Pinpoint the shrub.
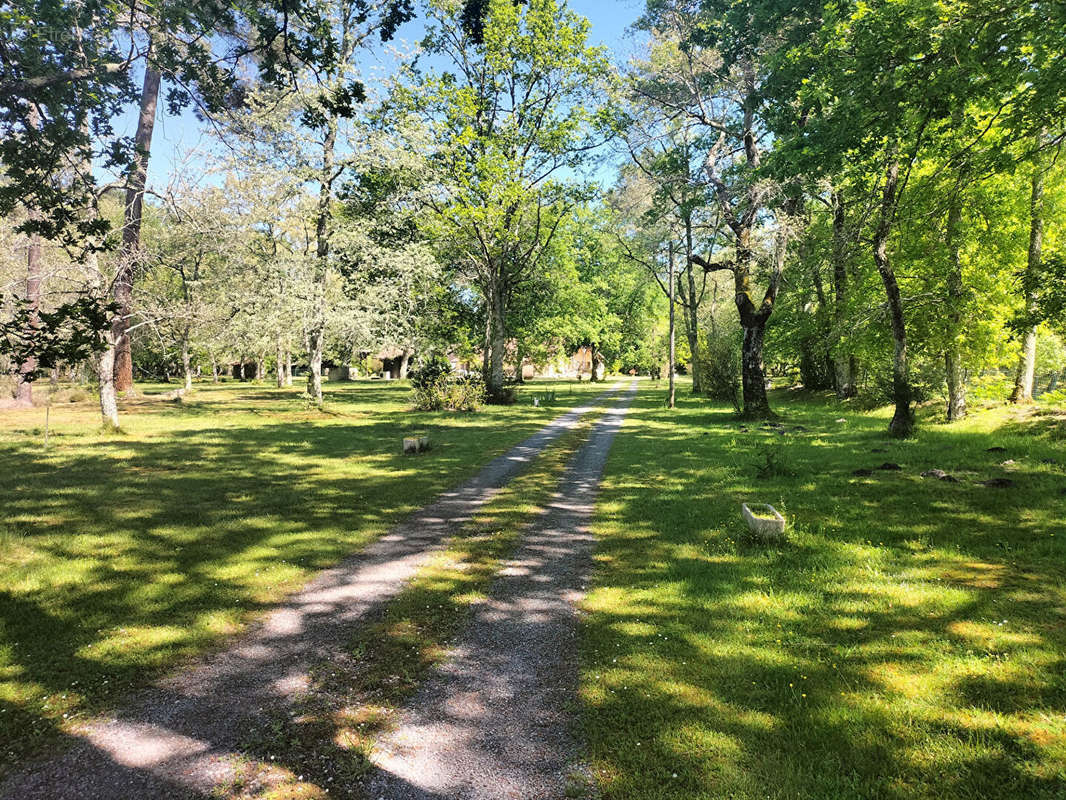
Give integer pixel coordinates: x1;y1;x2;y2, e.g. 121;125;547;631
411;366;485;412
409;355;453;389
696;332;742;411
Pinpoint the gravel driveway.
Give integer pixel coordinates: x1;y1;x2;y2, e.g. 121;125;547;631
366;382;638;800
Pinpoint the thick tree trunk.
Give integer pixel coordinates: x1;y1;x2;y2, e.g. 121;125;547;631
739;317;770;416
13;231;42;407
97;335;120;430
590;344;601;382
113;65;161;394
1009;155;1044;404
307;330;323;400
733;223;773;417
872;156;913;437
285;349;293;386
399;348;412;379
831;191;855;398
944;176;967;421
668;242;676;409
257;353;265;382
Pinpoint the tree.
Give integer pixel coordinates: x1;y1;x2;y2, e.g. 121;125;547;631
632;4;791;417
400;0;611;401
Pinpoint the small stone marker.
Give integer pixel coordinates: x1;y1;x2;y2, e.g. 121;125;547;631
741;503;786;540
403;436;431;454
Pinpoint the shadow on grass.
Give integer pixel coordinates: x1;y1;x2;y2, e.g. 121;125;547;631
581;389;1066;800
0;380;606;772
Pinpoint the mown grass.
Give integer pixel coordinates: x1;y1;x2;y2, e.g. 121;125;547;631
581;382;1066;800
0;377;601;771
226;410;600;799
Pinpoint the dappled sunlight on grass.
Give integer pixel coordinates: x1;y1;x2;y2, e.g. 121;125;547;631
0;377;602;770
581;384;1066;799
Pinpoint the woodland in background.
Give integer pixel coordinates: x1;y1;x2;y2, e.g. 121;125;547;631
1;0;1064;436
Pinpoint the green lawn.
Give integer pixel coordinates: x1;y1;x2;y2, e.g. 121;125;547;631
0;377;601;770
581;383;1066;799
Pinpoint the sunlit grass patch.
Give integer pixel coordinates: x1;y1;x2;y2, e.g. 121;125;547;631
581;383;1066;799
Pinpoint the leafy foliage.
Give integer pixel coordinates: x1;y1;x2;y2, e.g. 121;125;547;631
0;297;116;381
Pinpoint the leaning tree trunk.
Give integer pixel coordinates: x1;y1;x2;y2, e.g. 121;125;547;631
872;156;913;437
13;231;42;407
1009;151;1044;404
113;65;161;394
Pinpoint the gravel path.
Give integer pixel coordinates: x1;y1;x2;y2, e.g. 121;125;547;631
1;388;623;800
366;381;638;800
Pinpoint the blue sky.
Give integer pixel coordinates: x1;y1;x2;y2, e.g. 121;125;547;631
136;0;647;189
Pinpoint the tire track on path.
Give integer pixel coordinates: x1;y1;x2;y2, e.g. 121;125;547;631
367;381;639;800
2;386;625;800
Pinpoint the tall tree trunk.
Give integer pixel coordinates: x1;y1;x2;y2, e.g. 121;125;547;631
14;107;44;407
683;215;702;394
285;348;293;386
276;335;285;387
181;338;193;392
400;348;412;379
872;156;913;437
831;190;855;398
487;278;507;398
734;225;772;417
944;174;967;421
306;117;337;406
513;343;524;383
668;241;676;408
97;338;120;430
113;65;161;394
211;356;219;383
13;231;42;407
1009;151;1044;404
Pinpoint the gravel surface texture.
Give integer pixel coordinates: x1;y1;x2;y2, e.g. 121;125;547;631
1;388;623;800
366;382;638;800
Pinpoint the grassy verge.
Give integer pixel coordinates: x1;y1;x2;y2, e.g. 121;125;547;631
224;412;599;799
0;378;604;769
581;382;1066;800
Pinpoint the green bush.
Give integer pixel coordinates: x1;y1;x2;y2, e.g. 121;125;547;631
696;332;742;411
411;369;485;412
